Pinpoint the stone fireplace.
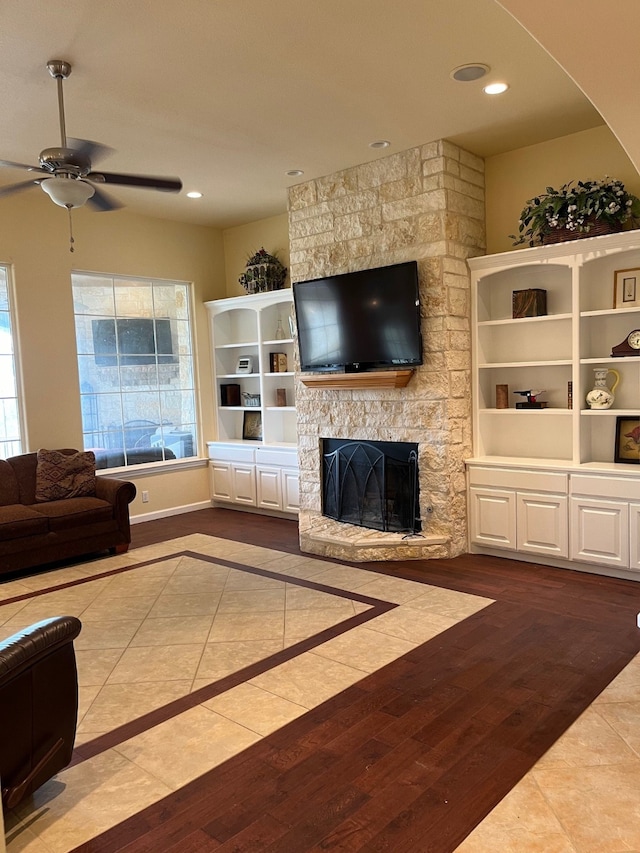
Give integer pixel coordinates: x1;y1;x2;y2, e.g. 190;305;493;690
288;139;485;561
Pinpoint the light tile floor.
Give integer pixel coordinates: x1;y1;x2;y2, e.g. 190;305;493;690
2;535;639;852
1;535;491;853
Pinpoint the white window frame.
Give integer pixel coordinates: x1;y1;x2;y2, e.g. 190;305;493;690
72;271;201;471
0;264;24;459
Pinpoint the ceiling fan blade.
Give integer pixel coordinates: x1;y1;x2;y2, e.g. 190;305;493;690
0;158;44;172
67;138;113;168
0;179;41;198
87;172;182;192
86;185;122;212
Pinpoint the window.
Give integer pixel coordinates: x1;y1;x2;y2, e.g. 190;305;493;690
72;273;198;469
0;265;22;459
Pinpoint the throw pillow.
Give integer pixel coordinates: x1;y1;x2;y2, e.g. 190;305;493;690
35;449;96;502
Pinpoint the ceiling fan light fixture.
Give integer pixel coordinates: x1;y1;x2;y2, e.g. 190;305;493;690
41;176;95;208
186;191;203;198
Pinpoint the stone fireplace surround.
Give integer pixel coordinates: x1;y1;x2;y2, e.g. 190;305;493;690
288;139;485;562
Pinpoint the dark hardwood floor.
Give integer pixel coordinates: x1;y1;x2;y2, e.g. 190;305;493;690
71;508;640;852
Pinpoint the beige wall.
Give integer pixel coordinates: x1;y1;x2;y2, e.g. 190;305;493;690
222;213;290;297
0;192;225;516
485;125;640;254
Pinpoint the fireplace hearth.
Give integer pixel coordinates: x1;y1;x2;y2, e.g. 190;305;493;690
322;439;420;535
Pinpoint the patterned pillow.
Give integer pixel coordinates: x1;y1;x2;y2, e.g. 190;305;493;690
35;449;96;502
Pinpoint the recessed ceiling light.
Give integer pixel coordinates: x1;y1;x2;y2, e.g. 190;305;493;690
369;140;391;149
186;191;203;198
483;82;509;95
451;63;490;82
285;169;304;177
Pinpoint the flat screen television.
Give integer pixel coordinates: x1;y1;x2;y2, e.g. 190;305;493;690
293;261;422;373
92;318;176;366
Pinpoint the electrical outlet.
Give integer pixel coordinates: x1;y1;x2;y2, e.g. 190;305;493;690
142;490;149;503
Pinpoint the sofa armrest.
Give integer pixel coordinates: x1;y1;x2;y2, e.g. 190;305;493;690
95;476;136;507
0;616;82;688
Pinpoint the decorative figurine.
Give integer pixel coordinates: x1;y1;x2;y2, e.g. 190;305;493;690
514;389;548;410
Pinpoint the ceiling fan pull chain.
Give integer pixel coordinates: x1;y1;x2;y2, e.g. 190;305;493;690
67;206;75;253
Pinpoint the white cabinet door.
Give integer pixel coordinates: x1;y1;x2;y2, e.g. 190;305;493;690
231;463;256;506
517;492;568;558
570;497;629;568
256;466;282;510
630;503;640;572
211;461;234;502
469;487;516;549
282;467;300;513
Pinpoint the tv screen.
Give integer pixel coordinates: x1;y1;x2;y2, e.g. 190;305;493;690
92;318;176;366
293;261;422;372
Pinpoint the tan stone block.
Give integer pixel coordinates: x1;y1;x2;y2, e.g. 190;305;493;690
442;271;469;289
423;284;447;317
414;213;445;244
382;191;447;221
289;201;333;222
422;175;445;192
379;177;424;202
447;287;470;318
449;370;471;398
459;164;485;187
289;262;312;282
315;169;359;201
329;190;379;215
443;158;461;176
450;330;471;351
444;350;471;371
459;148;484;173
441;140;462;161
290;231;336;254
356;151;410;189
445;316;470;332
443;174;485;201
334;208;382;241
422;156;446;176
288;182;317;210
420;140;441;160
289;213;334;240
446;398;470;419
441;258;469;277
445;191;485;220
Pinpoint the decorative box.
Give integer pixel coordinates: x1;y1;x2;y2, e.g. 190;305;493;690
220;383;241;406
512;288;547;319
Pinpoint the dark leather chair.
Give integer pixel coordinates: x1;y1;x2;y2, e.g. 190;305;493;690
0;616;82;809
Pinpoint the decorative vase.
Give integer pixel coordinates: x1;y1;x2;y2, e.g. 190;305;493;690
586;367;620;410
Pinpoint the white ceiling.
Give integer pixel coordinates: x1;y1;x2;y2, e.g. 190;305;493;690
0;0;606;229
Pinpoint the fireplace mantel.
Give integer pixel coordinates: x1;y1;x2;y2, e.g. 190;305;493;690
299;369;414;390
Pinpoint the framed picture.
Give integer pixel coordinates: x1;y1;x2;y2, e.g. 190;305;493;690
614;416;640;464
613;268;640;309
242;410;262;441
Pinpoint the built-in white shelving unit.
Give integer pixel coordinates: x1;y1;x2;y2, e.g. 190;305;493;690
204;290;298;516
467;230;640;579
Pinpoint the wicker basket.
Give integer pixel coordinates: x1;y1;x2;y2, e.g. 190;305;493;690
541;219;619;245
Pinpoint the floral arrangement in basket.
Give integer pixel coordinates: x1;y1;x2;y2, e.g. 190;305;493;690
239;248;287;294
511;177;640;247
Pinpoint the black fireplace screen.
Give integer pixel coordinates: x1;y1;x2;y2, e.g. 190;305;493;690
322;439;420;534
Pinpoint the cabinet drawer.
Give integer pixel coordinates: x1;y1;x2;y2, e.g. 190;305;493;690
571;474;639;502
255;447;298;467
468;466;568;494
207;443;256;464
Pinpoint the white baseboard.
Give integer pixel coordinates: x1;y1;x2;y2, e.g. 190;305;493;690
130;501;212;524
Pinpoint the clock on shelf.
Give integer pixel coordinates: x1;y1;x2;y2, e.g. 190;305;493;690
611;329;640;357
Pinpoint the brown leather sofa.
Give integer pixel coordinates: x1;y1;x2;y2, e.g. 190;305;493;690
0;450;136;576
0;616;82;808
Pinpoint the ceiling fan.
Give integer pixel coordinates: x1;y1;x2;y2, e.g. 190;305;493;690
0;60;182;212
